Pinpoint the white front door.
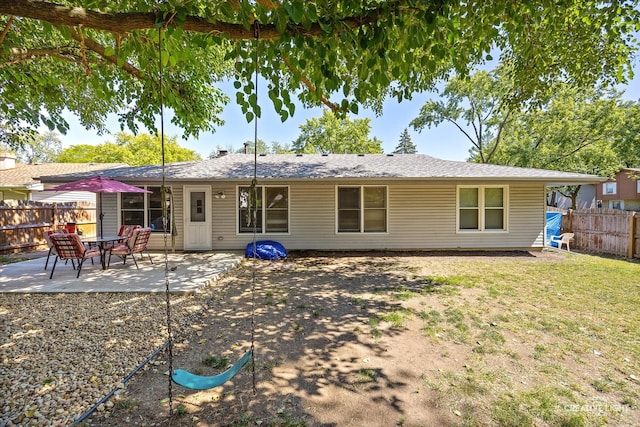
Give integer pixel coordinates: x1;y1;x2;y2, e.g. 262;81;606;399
184;186;212;250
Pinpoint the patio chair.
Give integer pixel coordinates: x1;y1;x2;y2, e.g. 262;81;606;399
550;233;574;252
103;225;141;250
107;227;153;269
43;229;73;270
49;233;102;279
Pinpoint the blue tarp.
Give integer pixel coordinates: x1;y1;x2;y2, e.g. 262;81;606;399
546;212;563;247
245;240;287;260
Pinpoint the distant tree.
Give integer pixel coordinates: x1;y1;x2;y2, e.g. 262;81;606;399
410;68;518;163
15;131;62;163
207;144;236;159
0;123;37;156
207;140;292;158
57;144;102;163
57;133;200;165
393;129;418;154
293;110;383;154
488;86;628;208
612;103;640;168
269;141;294;154
239;139;271;154
240;139;293;154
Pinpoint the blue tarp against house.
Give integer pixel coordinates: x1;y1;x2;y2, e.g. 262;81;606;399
546;212;563;247
245;240;287;260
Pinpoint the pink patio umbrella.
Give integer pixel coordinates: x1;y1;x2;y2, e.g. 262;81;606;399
45;175;151;238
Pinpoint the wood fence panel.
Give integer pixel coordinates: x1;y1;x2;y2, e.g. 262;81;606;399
568;209;634;257
0;200;96;254
634;215;640;259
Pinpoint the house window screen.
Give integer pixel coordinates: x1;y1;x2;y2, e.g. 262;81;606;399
265;187;289;233
338;187;361;232
484;187;504;230
458;187;479;230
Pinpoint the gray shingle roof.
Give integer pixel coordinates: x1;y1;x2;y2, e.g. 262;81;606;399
0;163;128;187
39;154;603;184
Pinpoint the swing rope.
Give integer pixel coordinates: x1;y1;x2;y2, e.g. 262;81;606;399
157;25;175;415
250;19;260;394
160;20;261;404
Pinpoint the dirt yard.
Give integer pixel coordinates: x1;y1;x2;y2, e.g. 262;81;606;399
85;250;639;427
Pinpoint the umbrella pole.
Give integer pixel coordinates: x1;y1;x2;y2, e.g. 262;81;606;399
99;193;104;238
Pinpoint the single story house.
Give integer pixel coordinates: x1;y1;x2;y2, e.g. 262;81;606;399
0;152;126;202
39;153;603;252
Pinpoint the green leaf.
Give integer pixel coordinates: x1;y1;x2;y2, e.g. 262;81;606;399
284;1;304;23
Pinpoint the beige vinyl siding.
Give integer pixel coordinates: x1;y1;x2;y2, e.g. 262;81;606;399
211;184;241;249
155;181;545;251
101;193;118;237
207;181;545;251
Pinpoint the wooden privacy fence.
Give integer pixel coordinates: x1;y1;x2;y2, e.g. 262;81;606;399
563;208;639;258
0;200;96;254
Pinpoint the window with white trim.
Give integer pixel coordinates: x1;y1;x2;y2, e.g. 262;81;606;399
636;179;640;194
337;186;387;233
238;186;289;233
457;186;507;231
120;186;171;232
603;182;617;195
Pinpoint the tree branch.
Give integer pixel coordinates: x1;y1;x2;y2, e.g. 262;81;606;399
485;109;513;163
282;57;340;112
0;46;82;67
67;27;144;80
0;14;13;43
0;0;377;39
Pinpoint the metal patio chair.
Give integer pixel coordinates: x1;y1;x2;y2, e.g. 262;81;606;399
49;233;102;279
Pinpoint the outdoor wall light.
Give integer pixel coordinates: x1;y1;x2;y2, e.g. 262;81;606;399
214;191;226;199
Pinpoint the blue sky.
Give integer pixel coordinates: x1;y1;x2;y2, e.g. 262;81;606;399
58;63;640;162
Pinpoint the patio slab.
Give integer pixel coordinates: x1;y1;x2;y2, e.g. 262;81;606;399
0;251;244;293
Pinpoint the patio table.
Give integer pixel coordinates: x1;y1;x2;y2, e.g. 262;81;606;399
82;235;123;270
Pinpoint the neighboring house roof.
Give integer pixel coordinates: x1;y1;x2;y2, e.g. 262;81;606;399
39;154;603;185
0;163;128;190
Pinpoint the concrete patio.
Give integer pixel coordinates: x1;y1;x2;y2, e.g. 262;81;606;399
0;251;244;293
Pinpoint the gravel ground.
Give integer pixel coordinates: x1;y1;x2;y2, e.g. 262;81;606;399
0;276;224;426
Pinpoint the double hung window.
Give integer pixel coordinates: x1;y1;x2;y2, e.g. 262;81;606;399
457;186;507;232
337;186;387;233
603;182;617;195
238;186;289;233
120;186;171;232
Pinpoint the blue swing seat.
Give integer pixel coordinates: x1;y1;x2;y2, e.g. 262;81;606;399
171;350;253;390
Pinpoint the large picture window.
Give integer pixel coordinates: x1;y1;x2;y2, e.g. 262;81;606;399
457;186;507;232
120;186;171;232
238;186;289;234
337;186;387;233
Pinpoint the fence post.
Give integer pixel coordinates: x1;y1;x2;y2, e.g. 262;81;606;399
52;202;58;229
567;209;573;233
629;211;637;259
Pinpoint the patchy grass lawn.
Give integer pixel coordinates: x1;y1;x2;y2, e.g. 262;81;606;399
64;250;640;426
389;251;640;426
